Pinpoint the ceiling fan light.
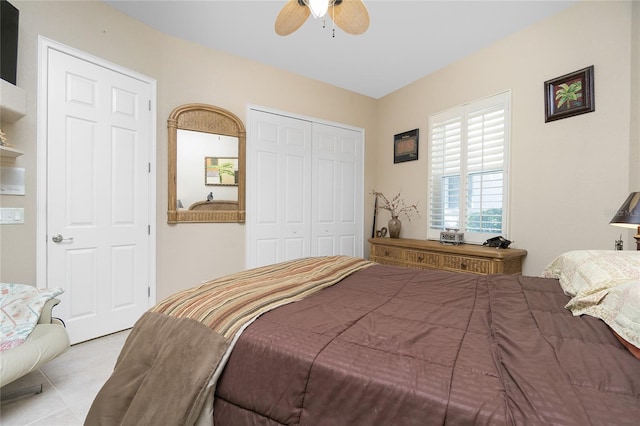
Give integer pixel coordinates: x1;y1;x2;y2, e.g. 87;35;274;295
305;0;330;18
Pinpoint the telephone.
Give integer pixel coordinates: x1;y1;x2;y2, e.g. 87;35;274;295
483;236;512;249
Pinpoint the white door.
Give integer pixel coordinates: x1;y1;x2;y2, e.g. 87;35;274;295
248;110;312;268
311;123;363;257
247;108;364;268
44;45;154;344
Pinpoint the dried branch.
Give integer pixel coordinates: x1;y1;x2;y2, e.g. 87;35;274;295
370;190;420;221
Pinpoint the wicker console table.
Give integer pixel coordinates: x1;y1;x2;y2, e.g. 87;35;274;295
368;238;527;275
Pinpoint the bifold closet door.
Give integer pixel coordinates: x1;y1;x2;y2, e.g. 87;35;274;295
249;110;312;267
248;109;363;269
311;123;363;257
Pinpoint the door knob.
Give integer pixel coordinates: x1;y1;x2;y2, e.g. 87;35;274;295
52;234;74;243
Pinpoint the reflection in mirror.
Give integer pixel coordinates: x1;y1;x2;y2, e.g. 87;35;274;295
168;104;245;223
177;130;238;208
204;157;238;186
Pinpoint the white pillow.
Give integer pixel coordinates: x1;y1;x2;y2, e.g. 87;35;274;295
568;280;640;357
542;250;640;299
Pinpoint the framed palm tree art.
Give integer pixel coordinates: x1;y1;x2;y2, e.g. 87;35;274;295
544;65;595;122
205;157;238;186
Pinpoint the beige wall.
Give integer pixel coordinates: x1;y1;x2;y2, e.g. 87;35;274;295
632;0;640;190
371;0;639;274
1;1;637;297
0;1;377;299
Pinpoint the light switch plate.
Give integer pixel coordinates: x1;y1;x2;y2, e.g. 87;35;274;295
0;208;24;224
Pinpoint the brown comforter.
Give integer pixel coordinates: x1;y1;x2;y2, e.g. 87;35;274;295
213;264;640;425
85;256;374;426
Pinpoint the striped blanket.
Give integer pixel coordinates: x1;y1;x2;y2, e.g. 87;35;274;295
85;256;373;426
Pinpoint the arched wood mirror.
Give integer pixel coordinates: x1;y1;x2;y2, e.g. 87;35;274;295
167;103;246;223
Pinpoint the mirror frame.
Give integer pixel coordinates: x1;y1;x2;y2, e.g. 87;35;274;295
167;103;246;223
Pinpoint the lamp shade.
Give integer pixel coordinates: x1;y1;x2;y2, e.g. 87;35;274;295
610;192;640;228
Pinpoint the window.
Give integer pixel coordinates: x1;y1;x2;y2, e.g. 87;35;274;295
427;92;510;244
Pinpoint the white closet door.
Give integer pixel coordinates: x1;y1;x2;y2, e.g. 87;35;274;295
249;110;312;267
311;123;363;257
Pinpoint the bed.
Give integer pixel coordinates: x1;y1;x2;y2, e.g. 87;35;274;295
86;252;640;426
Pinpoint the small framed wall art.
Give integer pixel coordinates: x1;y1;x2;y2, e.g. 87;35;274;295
205;157;239;186
393;129;419;163
544;65;595;123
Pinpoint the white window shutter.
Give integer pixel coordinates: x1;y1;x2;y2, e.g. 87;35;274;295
428;109;462;235
427;92;510;243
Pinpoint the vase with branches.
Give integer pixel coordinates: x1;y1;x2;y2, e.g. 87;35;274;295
371;190;419;238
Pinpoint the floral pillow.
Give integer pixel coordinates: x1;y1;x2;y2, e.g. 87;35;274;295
568;280;640;360
542;250;640;301
0;283;64;352
542;251;640;360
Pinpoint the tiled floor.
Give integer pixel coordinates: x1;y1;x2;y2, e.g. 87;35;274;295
0;329;130;426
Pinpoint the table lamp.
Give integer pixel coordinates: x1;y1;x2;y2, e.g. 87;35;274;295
610;192;640;250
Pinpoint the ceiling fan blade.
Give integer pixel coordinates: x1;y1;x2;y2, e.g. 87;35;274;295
331;0;370;35
275;0;311;36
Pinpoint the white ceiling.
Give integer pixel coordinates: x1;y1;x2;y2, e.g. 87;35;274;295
104;0;577;99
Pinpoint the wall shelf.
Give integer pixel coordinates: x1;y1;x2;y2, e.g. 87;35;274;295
0;79;26;123
0;145;24;161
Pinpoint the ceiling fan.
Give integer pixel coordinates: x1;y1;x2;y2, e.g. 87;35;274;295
275;0;370;36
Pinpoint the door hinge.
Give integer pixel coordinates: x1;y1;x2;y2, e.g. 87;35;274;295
148;287;151;297
148;225;151;235
148;100;151;111
148;162;151;173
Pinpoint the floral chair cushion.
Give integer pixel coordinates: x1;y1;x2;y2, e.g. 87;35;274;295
1;283;64;352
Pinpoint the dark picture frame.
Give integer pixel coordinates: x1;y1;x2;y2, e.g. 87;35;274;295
394;129;419;163
544;65;595;123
